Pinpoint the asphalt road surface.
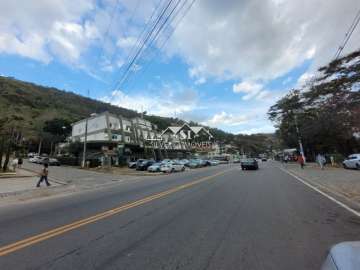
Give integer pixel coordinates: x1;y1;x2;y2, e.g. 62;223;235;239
1;161;360;270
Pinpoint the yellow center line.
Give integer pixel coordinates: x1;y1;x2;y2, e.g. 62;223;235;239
0;168;232;257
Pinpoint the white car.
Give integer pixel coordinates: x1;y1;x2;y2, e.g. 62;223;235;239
29;156;42;163
343;154;360;169
147;162;163;172
160;162;185;173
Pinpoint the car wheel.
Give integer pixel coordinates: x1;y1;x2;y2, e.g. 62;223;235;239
171;168;175;173
181;167;185;171
343;163;347;169
356;163;360;170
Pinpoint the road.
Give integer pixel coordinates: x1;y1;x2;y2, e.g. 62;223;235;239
0;161;359;270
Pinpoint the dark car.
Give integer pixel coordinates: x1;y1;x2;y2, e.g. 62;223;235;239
136;160;155;171
241;158;258;170
128;159;144;169
40;157;60;166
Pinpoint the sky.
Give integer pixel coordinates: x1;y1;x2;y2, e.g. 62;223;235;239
0;0;359;134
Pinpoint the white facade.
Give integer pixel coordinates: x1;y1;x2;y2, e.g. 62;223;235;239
71;112;158;145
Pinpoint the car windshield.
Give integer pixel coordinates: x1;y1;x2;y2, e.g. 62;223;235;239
1;2;359;269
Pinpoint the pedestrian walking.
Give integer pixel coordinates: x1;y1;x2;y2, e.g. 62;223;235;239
11;158;18;172
17;157;23;168
36;163;51;187
330;155;335;166
317;154;326;170
297;154;305;169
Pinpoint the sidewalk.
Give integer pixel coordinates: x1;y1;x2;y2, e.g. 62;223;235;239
0;169;61;197
282;162;360;206
0;162;143;206
0;168;35;178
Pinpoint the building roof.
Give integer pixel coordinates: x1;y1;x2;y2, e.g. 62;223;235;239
161;124;213;138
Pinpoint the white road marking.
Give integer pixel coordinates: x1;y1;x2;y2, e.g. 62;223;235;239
279;166;360;218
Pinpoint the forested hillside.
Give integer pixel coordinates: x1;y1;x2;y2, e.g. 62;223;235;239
0;76;274;157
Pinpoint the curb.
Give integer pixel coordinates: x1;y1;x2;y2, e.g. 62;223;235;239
0;174;35;179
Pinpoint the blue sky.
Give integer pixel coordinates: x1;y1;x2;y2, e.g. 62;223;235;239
0;0;359;134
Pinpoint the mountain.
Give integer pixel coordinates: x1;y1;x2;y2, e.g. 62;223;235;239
0;76;274;154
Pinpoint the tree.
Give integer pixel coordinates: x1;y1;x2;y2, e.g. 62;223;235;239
268;49;360;157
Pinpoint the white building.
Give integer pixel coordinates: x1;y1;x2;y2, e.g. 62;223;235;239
71;111;156;145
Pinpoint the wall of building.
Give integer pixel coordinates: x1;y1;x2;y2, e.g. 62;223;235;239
72;115;107;137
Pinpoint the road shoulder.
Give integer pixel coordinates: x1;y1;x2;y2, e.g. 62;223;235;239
278;162;360;215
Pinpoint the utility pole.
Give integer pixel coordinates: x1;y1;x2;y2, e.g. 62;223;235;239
82;90;90;168
82;117;88;168
294;113;305;163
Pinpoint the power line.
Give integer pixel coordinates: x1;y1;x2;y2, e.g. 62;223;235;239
146;0;190;52
109;0;168;74
113;0;179;90
107;0;152;69
125;0;196;90
334;8;360;60
114;0;177;89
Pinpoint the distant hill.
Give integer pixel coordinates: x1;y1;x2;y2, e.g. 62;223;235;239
0;76;275;154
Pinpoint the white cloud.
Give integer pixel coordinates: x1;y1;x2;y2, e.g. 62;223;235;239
168;0;360;82
49;21;99;63
233;81;262;94
116;36;137;49
233;81;271;101
236;125;275;135
100;83;199;118
0;0;96;63
0;32;51;63
202;111;249;127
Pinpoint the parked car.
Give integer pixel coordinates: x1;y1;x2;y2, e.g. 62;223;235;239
208;160;220;166
179;159;190;166
187;159;201;168
39;157;60;166
198;159;208;167
342;154;360;169
48;158;61;166
233;158;241;163
136;160;155;171
147;162;163;172
240;158;259;170
161;162;185;173
128;161;137;168
27;152;36;158
128;159;145;169
29;156;42;163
